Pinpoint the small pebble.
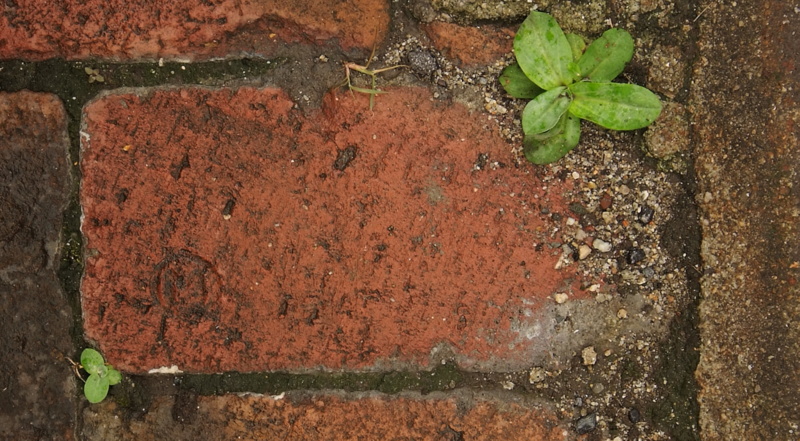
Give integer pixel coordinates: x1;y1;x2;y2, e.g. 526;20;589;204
617;308;628;319
406;49;438;78
592;383;605;394
599;192;613;210
628;407;641;423
582;346;597;366
554;293;569;304
576;413;597;434
636;205;655;224
627;248;646;264
592;238;612;253
529;366;546;383
578;245;592;260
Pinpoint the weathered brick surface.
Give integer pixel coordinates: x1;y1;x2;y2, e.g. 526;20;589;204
693;1;800;439
82;391;571;441
0;0;388;61
81;86;582;373
424;22;515;66
0;92;75;440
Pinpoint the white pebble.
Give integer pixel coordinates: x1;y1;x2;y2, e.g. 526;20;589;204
582;346;597;366
593;238;613;253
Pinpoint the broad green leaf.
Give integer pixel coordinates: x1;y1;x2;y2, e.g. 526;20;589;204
568;82;662;130
106;368;122;386
513;12;574;89
566;33;586;61
80;348;105;375
521;86;571;135
499;63;544;99
576;29;634;82
524;112;582;164
84;374;110;404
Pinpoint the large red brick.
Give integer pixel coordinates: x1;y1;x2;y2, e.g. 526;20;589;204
81;87;582;373
0;0;388;61
0;91;76;440
82;391;570;441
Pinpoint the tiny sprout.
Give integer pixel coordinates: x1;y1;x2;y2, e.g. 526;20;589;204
69;348;122;403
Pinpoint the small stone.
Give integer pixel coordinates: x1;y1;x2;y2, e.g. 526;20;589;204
592;238;612;253
595;293;612;303
599;192;613;210
626;248;646;264
582;346;597;366
501;380;515;390
628;407;641;423
529;367;546;383
576;413;597;434
636;205;655;224
554;293;569;304
406;49;438;78
578;245;592;260
617;308;628;319
591;383;604;394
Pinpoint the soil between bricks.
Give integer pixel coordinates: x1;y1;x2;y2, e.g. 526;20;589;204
80;86;589;373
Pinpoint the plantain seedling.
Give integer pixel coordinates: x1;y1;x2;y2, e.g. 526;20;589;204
70;348;122;403
499;12;662;164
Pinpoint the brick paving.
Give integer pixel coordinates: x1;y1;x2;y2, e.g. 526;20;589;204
3;0;798;439
82;391;570;441
0;91;75;440
0;0;388;60
80;86;580;373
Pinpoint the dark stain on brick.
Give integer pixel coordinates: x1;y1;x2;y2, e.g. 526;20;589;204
333;145;357;171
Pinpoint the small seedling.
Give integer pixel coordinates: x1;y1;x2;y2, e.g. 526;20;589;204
68;348;122;403
340;42;405;110
500;12;662;164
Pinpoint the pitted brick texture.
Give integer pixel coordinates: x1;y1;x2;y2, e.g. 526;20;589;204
0;0;389;61
0;91;75;440
81;86;580;373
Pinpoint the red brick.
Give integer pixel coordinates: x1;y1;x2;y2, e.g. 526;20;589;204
0;0;389;61
424;22;515;66
81;87;582;373
82;391;570;440
0;91;76;440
